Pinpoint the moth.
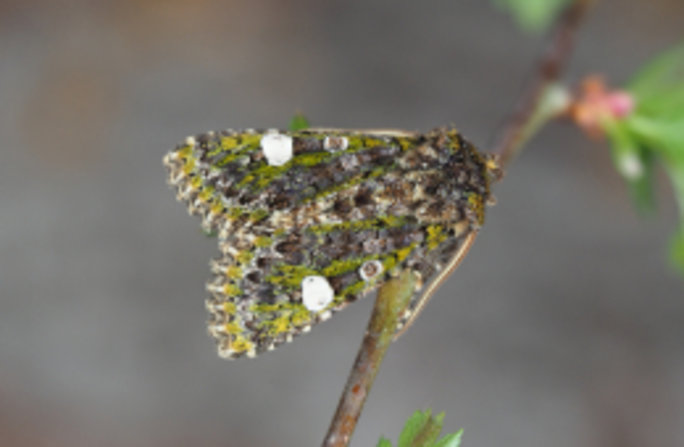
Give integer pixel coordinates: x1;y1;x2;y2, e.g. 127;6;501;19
164;127;500;359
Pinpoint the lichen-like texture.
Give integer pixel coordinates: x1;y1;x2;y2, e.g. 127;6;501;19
164;127;497;359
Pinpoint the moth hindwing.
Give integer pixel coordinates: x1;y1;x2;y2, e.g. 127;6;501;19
164;127;497;359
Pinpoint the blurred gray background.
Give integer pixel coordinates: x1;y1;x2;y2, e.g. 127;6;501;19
1;0;683;446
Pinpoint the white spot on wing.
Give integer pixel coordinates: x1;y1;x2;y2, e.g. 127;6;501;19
323;136;349;152
359;260;384;281
301;275;334;311
261;133;293;166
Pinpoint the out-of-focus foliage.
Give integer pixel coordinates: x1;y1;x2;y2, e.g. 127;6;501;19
377;410;463;447
605;42;684;273
491;0;570;32
289;112;310;131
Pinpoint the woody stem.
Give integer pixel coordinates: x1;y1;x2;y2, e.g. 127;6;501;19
321;271;416;447
493;0;595;169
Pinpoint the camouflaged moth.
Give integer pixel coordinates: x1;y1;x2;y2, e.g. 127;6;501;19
164;127;499;359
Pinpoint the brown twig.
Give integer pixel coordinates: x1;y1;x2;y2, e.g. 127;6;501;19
322;271;416;447
494;0;595;169
322;2;594;446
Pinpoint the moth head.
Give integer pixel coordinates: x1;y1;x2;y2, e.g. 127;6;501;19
484;154;504;184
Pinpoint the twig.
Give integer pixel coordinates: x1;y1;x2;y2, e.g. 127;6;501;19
494;0;595;169
322;2;594;446
322;271;416;447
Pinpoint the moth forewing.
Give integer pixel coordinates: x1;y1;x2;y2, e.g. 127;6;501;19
164;126;496;359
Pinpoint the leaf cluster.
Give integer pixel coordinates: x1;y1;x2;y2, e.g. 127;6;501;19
605;43;684;272
377;410;463;447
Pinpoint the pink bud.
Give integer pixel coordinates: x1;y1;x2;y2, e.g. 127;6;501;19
607;92;635;118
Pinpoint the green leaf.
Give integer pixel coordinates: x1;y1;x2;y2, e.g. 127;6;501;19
433;430;464;447
289;113;310;131
626;42;684;163
381;410;463;447
666;163;684;222
626;115;684;163
491;0;570;32
398;409;444;447
628;42;684;100
633;85;684;120
671;226;684;274
603;119;656;213
665;162;684;274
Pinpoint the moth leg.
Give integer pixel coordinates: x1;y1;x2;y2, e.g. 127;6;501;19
394;231;479;340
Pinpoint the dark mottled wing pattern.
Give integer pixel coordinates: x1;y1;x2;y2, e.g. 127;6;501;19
164;127;495;358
